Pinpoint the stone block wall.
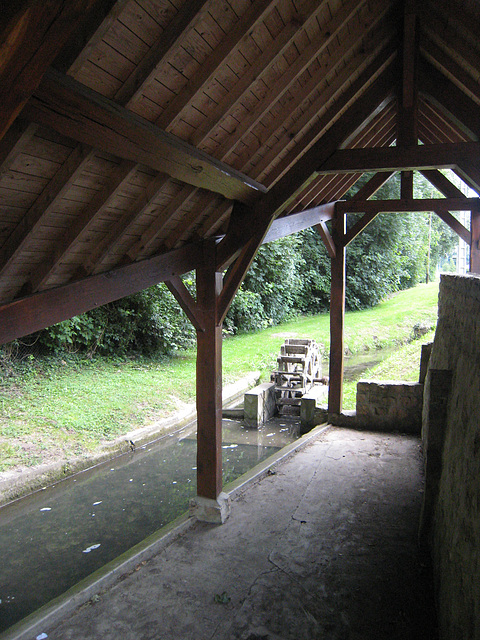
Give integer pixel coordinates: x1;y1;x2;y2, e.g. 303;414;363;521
421;274;480;640
356;380;423;433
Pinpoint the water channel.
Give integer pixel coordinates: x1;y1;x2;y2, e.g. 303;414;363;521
0;416;300;634
0;347;393;634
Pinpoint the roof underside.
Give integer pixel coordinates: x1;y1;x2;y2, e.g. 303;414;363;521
1;0;480;335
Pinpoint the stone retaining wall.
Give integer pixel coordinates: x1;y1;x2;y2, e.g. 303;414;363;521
356;380;423;433
421;274;480;640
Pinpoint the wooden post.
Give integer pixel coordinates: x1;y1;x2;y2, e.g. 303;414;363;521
195;241;223;501
470;209;480;274
328;205;346;415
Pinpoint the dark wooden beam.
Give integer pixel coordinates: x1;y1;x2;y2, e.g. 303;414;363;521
195;241;223;500
0;0;105;141
328;206;346;415
22;69;266;204
350;172;395;201
344;211;381;246
262;203;335;245
316;221;336;258
455;164;480;196
420;169;465;198
338;197;480;214
319;142;480;174
0;243;204;346
433;209;471;246
165;276;204;332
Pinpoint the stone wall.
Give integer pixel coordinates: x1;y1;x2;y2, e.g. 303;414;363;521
356;380;423;433
421;274;480;640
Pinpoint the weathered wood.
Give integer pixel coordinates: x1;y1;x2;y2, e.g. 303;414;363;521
0;0;105;141
470;210;480;274
262;203;335;244
0;242;204;346
195;241;223;500
328;206;346;415
23;69;266;204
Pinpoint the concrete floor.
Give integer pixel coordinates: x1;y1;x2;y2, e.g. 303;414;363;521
19;427;438;640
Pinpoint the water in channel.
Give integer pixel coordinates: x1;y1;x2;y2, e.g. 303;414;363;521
0;416;299;634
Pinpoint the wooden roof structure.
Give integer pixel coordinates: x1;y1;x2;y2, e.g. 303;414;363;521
2;0;480;507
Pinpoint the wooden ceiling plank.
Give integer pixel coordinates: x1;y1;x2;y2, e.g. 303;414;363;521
0;144;92;277
164;191;217;250
0;241;205;346
30;159;137;291
419;99;468;144
240;29;397;180
189;0;330;148
420;36;480;107
115;0;210;107
0;0;109;142
127;184;199;261
0;121;39;180
213;0;372;162
83;173;171;274
319;141;480;174
155;0;276;132
23;69;266;204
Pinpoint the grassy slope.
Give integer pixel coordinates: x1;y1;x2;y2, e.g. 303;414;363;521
0;283;439;471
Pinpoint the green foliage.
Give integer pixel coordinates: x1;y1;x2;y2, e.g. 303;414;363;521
31;283;195;357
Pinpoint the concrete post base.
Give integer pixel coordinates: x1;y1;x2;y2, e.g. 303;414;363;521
189;492;231;524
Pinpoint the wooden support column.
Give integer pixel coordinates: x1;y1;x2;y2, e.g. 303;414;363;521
470;209;480;274
194;241;224;504
328;204;346;416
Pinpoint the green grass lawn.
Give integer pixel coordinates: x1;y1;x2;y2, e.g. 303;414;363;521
0;282;439;471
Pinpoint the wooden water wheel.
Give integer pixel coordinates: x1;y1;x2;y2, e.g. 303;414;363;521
273;338;322;415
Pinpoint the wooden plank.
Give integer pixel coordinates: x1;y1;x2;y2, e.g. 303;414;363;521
30;159;137;291
156;0;275;131
0;144;92;277
319;142;480;174
0;241;204;346
328;206;346;415
262;203;335;244
470;209;480;274
24;69;266;204
0;0;106;141
115;0;209;107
